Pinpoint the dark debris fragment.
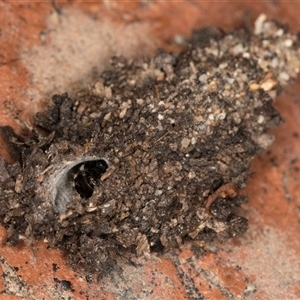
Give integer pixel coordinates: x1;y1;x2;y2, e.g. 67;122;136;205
0;17;299;274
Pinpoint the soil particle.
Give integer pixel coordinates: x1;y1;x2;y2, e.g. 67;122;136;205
0;16;299;274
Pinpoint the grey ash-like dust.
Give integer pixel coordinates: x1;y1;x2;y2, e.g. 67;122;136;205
0;15;299;274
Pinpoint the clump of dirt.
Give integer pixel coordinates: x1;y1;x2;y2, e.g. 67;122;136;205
0;16;299;274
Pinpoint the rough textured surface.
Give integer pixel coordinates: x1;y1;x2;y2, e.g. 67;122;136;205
1;2;300;299
0;17;299;277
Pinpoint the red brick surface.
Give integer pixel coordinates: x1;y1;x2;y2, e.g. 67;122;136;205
1;1;300;299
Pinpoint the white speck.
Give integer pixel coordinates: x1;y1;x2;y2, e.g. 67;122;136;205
188;171;196;179
158;114;164;120
208;114;215;121
268;90;277;99
260;78;277;91
240;73;248;82
279;72;290;81
104;86;112;99
216;112;226;120
181;138;190;149
174;34;185;45
284;39;293;47
274;28;284;37
232;43;244;55
199;74;207;83
219;62;228;69
136;98;144;105
254;13;267;35
257;115;265;124
226;77;235;84
207;165;217;171
119;107;128;118
206;125;212;134
242;52;250;59
197;123;206;131
155;189;163;196
271;57;278;68
90;112;101;118
244;283;257;295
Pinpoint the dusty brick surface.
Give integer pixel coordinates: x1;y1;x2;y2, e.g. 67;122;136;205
1;1;300;299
